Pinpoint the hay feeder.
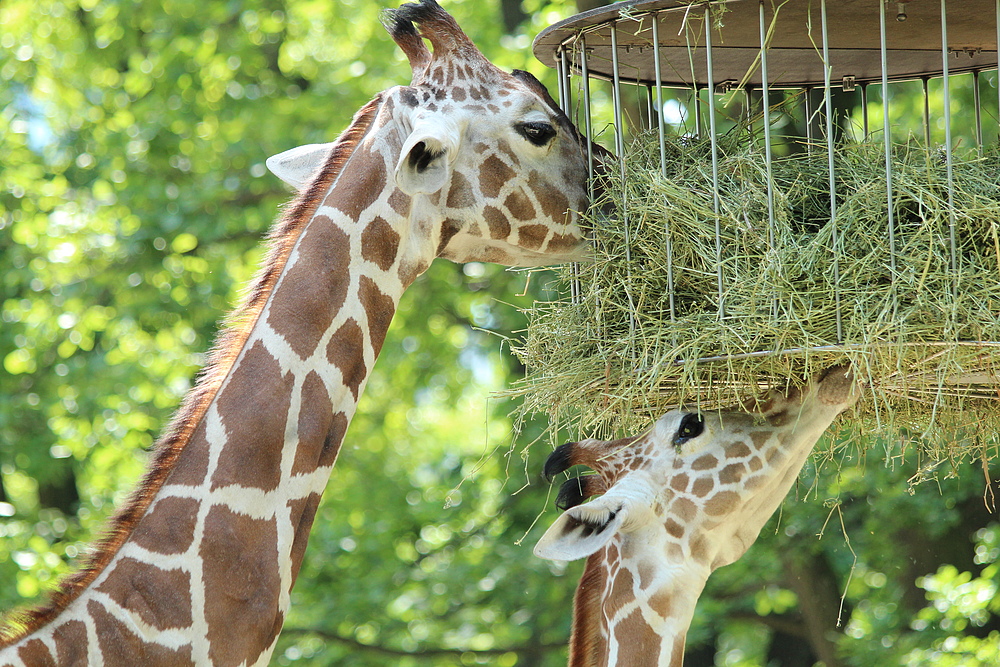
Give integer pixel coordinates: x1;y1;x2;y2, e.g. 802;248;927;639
515;0;1000;455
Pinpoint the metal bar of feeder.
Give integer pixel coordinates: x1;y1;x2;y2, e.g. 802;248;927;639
860;83;869;138
821;0;843;343
997;0;1000;144
922;77;932;145
651;14;677;328
974;70;983;153
804;86;813;151
610;22;638;343
705;6;725;318
880;0;898;307
941;0;959;296
759;1;777;321
556;47;580;306
580;35;594;193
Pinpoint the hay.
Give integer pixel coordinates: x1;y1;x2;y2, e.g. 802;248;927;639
511;130;1000;458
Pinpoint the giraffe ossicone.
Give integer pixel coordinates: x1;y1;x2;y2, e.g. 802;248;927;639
0;1;592;664
536;365;859;667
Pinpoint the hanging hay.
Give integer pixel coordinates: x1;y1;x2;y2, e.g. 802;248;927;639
511;130;1000;458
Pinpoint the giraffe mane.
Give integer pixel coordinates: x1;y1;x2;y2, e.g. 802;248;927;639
0;93;386;646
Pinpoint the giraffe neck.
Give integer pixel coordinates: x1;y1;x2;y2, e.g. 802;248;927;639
570;541;710;667
0;95;430;667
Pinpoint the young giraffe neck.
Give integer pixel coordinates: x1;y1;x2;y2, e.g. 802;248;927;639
572;550;707;667
0;94;432;667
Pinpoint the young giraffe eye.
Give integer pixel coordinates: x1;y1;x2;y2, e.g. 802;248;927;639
673;413;705;447
516;121;557;147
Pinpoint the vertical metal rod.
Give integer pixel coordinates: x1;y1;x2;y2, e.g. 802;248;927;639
922;77;932;145
759;2;775;256
973;70;984;153
860;83;870;138
580;37;594;195
645;84;655;132
821;0;843;342
705;7;724;318
804;86;813;150
651;13;676;327
940;0;959;294
694;87;702;138
557;48;581;306
880;0;898;308
759;1;777;320
610;22;637;344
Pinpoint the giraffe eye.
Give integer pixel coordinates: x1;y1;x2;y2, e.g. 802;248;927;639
516;121;557;147
674;413;705;446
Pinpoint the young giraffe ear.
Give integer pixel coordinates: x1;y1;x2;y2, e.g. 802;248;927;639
534;497;627;562
394;119;459;196
266;143;335;189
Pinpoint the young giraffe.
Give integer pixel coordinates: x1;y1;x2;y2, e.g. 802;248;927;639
0;2;591;665
535;365;859;667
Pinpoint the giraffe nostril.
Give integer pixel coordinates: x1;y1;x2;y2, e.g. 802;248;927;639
542;442;577;482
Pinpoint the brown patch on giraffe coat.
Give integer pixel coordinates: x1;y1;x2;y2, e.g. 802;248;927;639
52;620;88;665
479;155;515;198
648;588;674;619
671;497;697;523
483;205;511;240
750;431;772;450
670;472;690;493
531;173;571;222
17;639;55;667
436;218;462;256
517;223;547;250
398;259;429;286
691;454;719;471
704;490;741;516
97;557;193;630
607;566;634;616
266;216;351;359
388;188;410;216
766;446;783;463
613;608;662;665
361;216;400;271
691;476;714;497
504;191;536;222
201;506;281;667
287;492;323;588
446;170;475;209
496;139;519;166
665;518;685;538
324;144;386;220
88;600;194;666
166;420;210;486
290;372;333;476
690;535;710;562
131;495;199;555
212;340;292;492
547;232;581;253
727;441;753;458
358;275;395;357
326;319;367;400
319;412;348;469
719;462;748;485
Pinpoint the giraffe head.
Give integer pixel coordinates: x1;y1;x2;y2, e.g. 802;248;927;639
535;365;859;572
267;0;591;267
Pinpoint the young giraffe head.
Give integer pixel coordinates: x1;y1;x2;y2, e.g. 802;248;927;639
535;365;859;666
267;0;591;268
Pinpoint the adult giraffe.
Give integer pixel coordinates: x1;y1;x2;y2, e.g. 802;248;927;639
0;1;591;664
536;366;859;667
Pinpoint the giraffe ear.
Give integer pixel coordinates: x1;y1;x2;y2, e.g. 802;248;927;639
266;143;334;189
533;498;628;562
394;122;458;196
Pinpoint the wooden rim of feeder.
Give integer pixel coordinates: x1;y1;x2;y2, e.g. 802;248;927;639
533;0;1000;89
